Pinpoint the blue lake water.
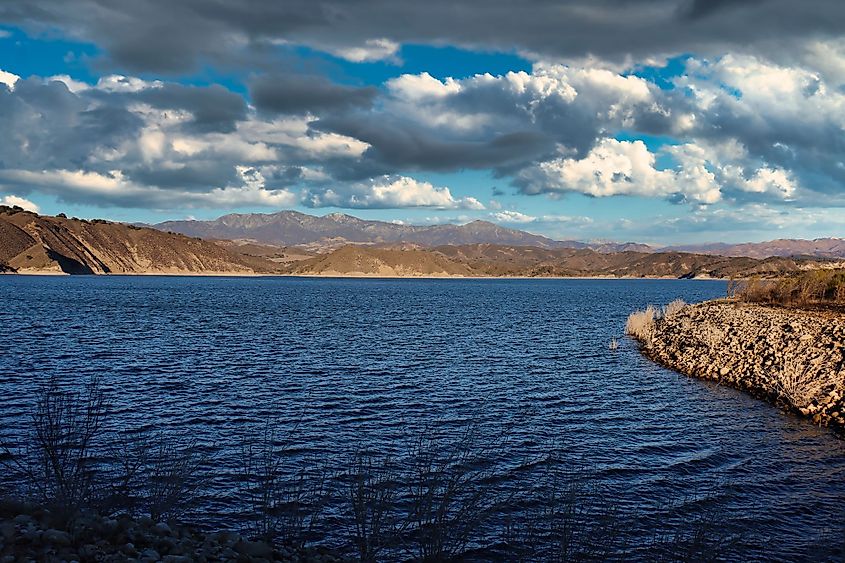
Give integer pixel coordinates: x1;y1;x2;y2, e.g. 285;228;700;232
2;276;844;559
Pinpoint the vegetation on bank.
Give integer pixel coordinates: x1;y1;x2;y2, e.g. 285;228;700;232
0;378;740;561
729;269;845;307
625;299;686;345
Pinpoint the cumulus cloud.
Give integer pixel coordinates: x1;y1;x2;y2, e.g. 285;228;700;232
490;210;594;226
518;139;722;204
1;14;845;223
0;194;39;212
304;176;485;210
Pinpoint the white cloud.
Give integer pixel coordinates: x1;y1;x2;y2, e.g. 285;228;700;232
491;210;536;223
307;175;486;210
95;74;163;92
48;74;90;93
0;68;19;90
519;139;722;204
490;210;594;225
327;38;400;63
0;195;39;213
0;169;298;209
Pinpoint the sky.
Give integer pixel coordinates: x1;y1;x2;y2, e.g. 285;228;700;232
0;0;844;245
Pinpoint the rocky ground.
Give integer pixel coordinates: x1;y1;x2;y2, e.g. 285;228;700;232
632;300;845;432
0;501;346;562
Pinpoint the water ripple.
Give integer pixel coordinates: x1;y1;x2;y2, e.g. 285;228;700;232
1;276;845;559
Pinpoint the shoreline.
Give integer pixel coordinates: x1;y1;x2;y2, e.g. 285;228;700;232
630;299;845;432
3;271;728;281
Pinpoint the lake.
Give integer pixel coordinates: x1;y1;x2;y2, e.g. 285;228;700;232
2;276;844;560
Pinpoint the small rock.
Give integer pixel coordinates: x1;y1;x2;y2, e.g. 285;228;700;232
234;540;274;559
13;514;33;526
43;528;72;546
141;547;161;558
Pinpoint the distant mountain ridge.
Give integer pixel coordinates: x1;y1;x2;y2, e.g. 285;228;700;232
154;211;647;252
154;210;845;259
668;238;845;259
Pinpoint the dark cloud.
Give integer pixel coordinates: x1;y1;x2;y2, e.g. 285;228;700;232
0;78;142;170
126;84;248;133
2;1;843;72
681;0;767;19
250;74;377;115
315;115;555;173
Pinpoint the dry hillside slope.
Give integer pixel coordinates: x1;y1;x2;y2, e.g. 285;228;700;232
286;245;477;277
0;207;282;275
286;244;842;278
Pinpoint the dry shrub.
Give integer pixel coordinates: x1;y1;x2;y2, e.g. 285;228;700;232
775;354;836;410
344;452;403;562
0;377;106;515
626;306;658;343
239;420;328;547
700;324;725;349
734;270;845;307
1;378;208;522
105;429;207;521
663;299;686;318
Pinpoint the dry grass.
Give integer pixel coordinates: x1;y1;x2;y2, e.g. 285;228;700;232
731;269;845;308
626;305;658;343
700;324;725;349
774;355;836;410
663;299;686;318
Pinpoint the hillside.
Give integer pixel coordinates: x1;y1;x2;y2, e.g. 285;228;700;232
284;243;839;279
0;207;281;275
3;207;840;278
287;246;477;277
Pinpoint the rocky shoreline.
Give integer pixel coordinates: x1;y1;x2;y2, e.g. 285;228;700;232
0;502;345;563
629;300;845;432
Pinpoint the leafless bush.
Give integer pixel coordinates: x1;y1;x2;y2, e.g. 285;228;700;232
700;324;725;349
626;305;658;343
503;463;626;562
1;377;106;515
343;451;403;561
663;299;686;319
775;354;835;410
399;424;512;561
239;420;328;547
1;378;208;523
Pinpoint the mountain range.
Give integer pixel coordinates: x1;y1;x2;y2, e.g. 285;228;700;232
155;211;650;252
3;206;842;278
154;210;845;259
